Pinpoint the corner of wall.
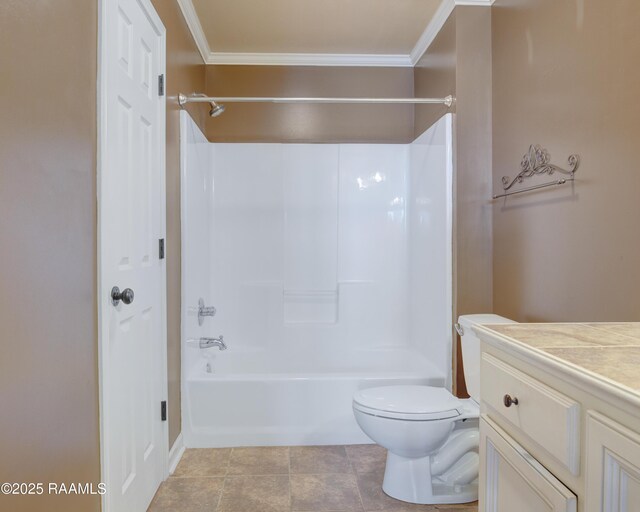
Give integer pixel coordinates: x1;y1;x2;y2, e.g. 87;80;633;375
150;0;207;449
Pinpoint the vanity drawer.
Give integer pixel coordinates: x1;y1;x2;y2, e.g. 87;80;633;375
481;353;581;475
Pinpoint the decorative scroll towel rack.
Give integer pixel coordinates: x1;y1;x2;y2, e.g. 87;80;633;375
493;145;580;199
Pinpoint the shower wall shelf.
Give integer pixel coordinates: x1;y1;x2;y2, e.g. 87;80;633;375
493;145;580;199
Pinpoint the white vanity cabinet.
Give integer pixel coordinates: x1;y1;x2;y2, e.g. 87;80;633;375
476;326;640;512
585;412;640;512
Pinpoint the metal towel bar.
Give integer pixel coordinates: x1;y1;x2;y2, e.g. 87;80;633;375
493;145;580;199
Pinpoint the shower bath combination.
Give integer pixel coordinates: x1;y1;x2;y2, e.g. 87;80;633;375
180;103;455;449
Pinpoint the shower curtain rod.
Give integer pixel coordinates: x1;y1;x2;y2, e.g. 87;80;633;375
178;93;455;108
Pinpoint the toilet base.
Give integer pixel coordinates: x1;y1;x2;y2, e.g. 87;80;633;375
382;452;478;505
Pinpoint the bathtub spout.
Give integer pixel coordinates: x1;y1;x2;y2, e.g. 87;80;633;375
200;336;227;350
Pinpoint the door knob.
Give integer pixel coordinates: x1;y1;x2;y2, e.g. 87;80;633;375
111;286;134;306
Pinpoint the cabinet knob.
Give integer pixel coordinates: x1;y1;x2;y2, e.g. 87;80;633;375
503;394;519;407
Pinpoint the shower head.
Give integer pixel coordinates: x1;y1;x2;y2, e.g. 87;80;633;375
209;101;225;117
183;93;226;117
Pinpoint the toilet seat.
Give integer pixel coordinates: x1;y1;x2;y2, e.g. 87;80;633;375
353;385;462;421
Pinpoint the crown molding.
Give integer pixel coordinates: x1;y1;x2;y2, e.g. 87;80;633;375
455;0;494;4
409;0;456;66
176;0;210;62
410;0;493;66
178;0;492;68
207;52;412;67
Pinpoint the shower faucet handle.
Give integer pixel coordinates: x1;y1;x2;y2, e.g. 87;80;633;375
198;298;217;325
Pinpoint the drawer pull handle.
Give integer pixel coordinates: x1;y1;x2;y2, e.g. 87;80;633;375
503;394;519;407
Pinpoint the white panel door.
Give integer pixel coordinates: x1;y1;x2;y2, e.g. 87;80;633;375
99;0;167;510
479;416;577;512
585;411;640;512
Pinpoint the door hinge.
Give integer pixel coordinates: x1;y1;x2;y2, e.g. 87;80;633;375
161;400;167;421
159;238;165;260
158;74;165;97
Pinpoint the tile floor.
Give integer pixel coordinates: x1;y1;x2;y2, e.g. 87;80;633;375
148;445;478;512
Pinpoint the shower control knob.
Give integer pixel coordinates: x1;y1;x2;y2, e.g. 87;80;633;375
198;298;217;325
111;286;135;306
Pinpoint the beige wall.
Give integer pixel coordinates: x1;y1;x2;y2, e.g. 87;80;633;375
150;0;206;449
414;11;457;138
0;2;204;510
204;65;414;142
454;6;493;393
492;0;640;322
415;7;493;396
0;1;101;511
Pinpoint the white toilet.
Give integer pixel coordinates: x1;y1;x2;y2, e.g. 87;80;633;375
352;314;516;504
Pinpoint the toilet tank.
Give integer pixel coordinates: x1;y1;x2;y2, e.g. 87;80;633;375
457;314;516;402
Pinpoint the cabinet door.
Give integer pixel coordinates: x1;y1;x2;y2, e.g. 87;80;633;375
585;411;640;512
480;416;577;512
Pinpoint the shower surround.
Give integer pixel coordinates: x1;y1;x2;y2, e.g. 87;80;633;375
180;111;454;447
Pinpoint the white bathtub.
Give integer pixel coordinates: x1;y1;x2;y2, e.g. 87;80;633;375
182;348;446;447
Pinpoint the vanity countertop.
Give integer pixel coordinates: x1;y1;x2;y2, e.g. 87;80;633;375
474;322;640;401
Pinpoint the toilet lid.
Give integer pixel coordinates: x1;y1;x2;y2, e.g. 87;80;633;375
353;385;461;421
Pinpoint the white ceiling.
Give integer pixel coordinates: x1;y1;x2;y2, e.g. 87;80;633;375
177;0;492;66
